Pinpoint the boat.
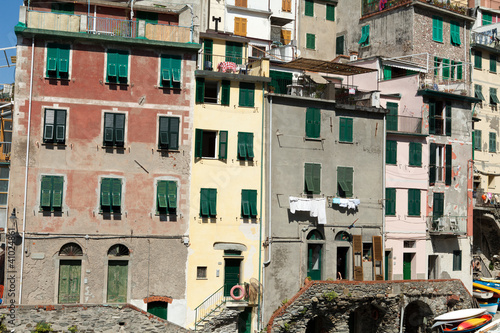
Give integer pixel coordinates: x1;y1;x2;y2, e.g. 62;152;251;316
475;289;495;299
477;319;500;332
475;279;500;290
474;282;500;295
434;308;487;322
479;302;499;315
441;314;493;332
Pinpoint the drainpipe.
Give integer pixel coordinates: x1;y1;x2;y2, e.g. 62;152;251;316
382;107;386;280
257;85;265;331
130;0;135;20
19;36;35;304
185;4;194;43
399;305;405;333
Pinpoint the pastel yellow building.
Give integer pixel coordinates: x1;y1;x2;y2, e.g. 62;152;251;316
186;32;269;332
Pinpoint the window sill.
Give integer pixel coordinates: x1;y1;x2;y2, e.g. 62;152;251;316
156;148;180;153
158;85;182;90
238;105;256;108
45;77;70;81
101;145;126;150
407;215;421;218
408;164;422;168
42;142;67;146
339;141;354;144
196;277;208;280
305;137;323;142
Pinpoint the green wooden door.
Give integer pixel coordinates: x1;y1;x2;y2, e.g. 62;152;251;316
308;244;322;281
204;39;213;70
58;260;81;303
147;301;168;320
224;259;241;297
107;260;128;303
238;307;252;333
403;253;412;280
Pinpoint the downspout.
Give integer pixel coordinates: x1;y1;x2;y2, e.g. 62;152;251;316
185;5;194;43
257;85;265;331
382;106;386;280
19;36;35;304
130;0;135;20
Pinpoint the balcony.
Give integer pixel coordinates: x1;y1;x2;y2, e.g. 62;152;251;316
387;115;423;135
472;29;500;51
474;190;500;208
22;9;192;44
197;52;269;78
362;0;467;17
427;216;467;235
269;44;295;63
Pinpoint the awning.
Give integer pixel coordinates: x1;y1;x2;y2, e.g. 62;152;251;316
277;58;377;76
383;59;427;73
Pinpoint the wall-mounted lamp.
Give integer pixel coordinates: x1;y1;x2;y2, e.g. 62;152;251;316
9;208;18;233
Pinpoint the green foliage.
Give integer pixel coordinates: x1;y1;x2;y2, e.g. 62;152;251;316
490;262;494;270
68;325;78;333
283;323;291;332
323;290;338;301
32;322;53;333
300;306;308;315
0;314;7;333
281;298;289;306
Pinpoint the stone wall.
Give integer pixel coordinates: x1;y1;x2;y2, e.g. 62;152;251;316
267;279;474;333
0;304;192;333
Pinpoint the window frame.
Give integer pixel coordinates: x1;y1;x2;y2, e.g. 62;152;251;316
432;16;443;43
407;189;421;217
194;129;228;160
241;189;258;218
339;117;353;143
450;21;461;46
305;108;321;139
103;112;126;148
159;54;182;89
106;49;129;85
474;129;482;151
158;116;180;150
475;84;486;101
475;50;483;70
100;177;122;214
453;250;462;271
239;82;255;107
43;108;67;144
409;142;422;167
40;175;64;212
46;43;70;80
491;54;497;73
306;33;316;50
305;0;314;17
326;4;335;21
337;166;353;198
385;188;396;216
386;140;397;165
491;87;500;105
156;180;177;215
200;188;217;218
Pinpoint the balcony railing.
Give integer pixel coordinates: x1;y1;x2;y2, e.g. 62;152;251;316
472;30;499;50
474;190;500;208
387;115;423;134
362;0;467;17
197;52;269;77
24;10;192;43
427;215;467;235
418;69;470;97
269;44;295;63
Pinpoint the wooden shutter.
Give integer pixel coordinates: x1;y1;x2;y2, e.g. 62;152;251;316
196;78;205;103
282;0;291;12
55;110;66;142
491;55;497;73
235;0;247;7
326;4;335;21
385;188;395;215
432;16;442;42
221;80;230;106
218;131;228;160
167;181;177;209
101;178;111;208
44;109;55;141
281;30;292;45
475;51;482;69
58;45;70;74
345;167;353;197
353;235;363;281
246;133;254;158
234;17;241;36
111;178;121;208
159;117;169;148
373;236;383;280
209;188;217;216
445;105;452;136
457;62;463;80
241;190;250;217
305;163;314;192
313;108;321;138
195;129;203;158
247;83;255;107
408;189;420;216
107;51;118;81
104;113;115;145
442;59;450;79
490;132;497;153
118;51;128;81
200;189;209;216
169;117;179;150
52;176;63;208
238;132;247;159
40;176;53;208
429;143;436;185
312;164;321;194
249;190;257;217
429;103;435;134
240;18;247;37
46;45;58;76
160;55;171;87
157;181;168;210
445;144;452;186
306;108;314;138
114;113;125;146
305;0;313;16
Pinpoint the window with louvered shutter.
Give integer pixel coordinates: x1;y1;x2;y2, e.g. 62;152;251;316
107;50;129;84
304;163;321;194
305;108;321;139
219;131;228;160
408;189;420;216
160;54;182;89
339;117;353;142
158;116;180;150
409;142;422;167
353;235;363;281
386;140;397;165
44;109;67;144
46;44;70;79
385;188;396;215
432;16;443;42
103;113;126;147
221;80;230;106
241;189;257;218
40;175;64;211
337;166;353;198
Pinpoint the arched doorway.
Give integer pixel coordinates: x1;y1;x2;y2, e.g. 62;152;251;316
58;242;83;304
306;316;331;333
403;300;433;333
349;304;383;333
335;231;351;280
307;230;324;281
107;244;130;303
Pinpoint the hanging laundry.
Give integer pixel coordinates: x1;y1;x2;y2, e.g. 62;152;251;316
289;197;327;224
332;198;361;211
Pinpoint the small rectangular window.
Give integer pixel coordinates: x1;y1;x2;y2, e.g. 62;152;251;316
197;266;207;279
450;21;461;46
237;132;254;160
103;113;126;147
101;178;122;213
195;129;227;160
46;43;70;79
158;116;179;150
359;25;370;46
239;82;255;107
385;188;396;216
326;4;335;21
337;166;353;198
483;13;493;26
408;189;421;216
107;50;129;84
386;140;397;165
453;250;462;271
200;188;217;217
40;175;64;211
339;117;353;143
409;142;422;167
490;132;497;153
241;189;257;218
491;54;497;73
491;88;500;105
305;0;314;16
475;50;482;69
157;180;177;214
336;35;344;55
432;16;443;42
306;33;316;50
305;108;321;139
475;84;485;101
43;109;66;144
474;130;482;151
221;80;230;106
304;163;321;195
160;55;182;89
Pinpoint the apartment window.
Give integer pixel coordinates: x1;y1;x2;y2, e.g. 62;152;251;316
359;25;370;47
241;189;257;218
491;54;497;73
337;119;353;144
306;34;316;50
304;163;321;195
386;102;398;131
51;2;74;14
235;0;247;7
160;55;181;89
491;88;500;105
483;13;493;26
157;180;177;214
196;79;220;104
234;17;247;37
442;59;450;79
305;108;321;139
450;21;461;46
408;189;421;216
194;129;228;160
43;109;66;144
386;140;397;165
326;4;335;21
226;42;243;64
197;267;207;279
453;250;462;271
429;143;452;185
221;81;230;106
337;166;353;198
385;188;396;216
429;102;451;136
336;35;344;55
474;130;482;151
200;188;217;217
239;82;255;107
490;132;497;153
432;192;444;222
451;60;463;80
432;16;443;42
40;175;63;211
383;66;392;80
475;84;485;101
158;116;179;150
237;132;254;160
100;178;122;213
282;0;292;12
106;50;129;84
409;142;422;167
46;44;70;79
103;113;125;147
305;0;314;16
475;50;482;69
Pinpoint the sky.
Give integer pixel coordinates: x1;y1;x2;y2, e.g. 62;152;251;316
0;0;24;85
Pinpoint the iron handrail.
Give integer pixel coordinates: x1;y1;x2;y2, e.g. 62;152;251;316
194;285;226;331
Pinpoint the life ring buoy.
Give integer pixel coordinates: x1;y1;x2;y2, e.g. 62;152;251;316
230;285;245;300
371;308;379;321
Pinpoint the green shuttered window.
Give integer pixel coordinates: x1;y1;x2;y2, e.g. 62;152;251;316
491;54;497;73
221;80;231;106
383;66;392;80
305;108;321;138
337;166;353;198
43;109;66;144
453;250;462;271
158;116;180;150
445;145;452;186
386;102;398;131
305;0;314;16
386;140;397;165
408;189;421;216
226;42;243;64
475;51;482;69
359;25;369;46
474;130;482;151
385;188;396;216
200;188;217;217
306;34;316;50
450;21;461;46
432;16;443;42
196;78;205;103
304;163;321;194
40;175;64;211
442;59;450;79
475;84;485;101
445;104;452;136
239;82;255;107
107;50;129;84
336;35;344;55
160;55;182;88
270;70;293;94
483;13;493;26
237;132;254;160
103;113;126;147
456;61;463;80
409;142;422;167
157;180;177;214
46;44;70;79
491;88;500;104
204;39;213;70
100;178;121;213
326;4;335;21
339;117;353;142
433;192;444;221
490;132;497;153
241;189;257;218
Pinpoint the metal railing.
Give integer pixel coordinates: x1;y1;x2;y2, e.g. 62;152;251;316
198;53;249;73
194;286;227;331
474;190;500;208
427;215;467;235
418;70;470;97
386;115;423;134
87;16;137;38
0;142;11;162
472;30;499;50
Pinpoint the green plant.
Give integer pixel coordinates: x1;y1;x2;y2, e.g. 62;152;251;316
300;306;308;315
68;325;78;333
490;262;494;270
323;290;338;301
0;314;7;333
283;323;291;332
32;322;53;333
281;298;289;306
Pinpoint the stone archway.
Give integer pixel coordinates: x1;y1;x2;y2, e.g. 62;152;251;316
305;315;331;333
403;300;433;333
348;304;383;333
